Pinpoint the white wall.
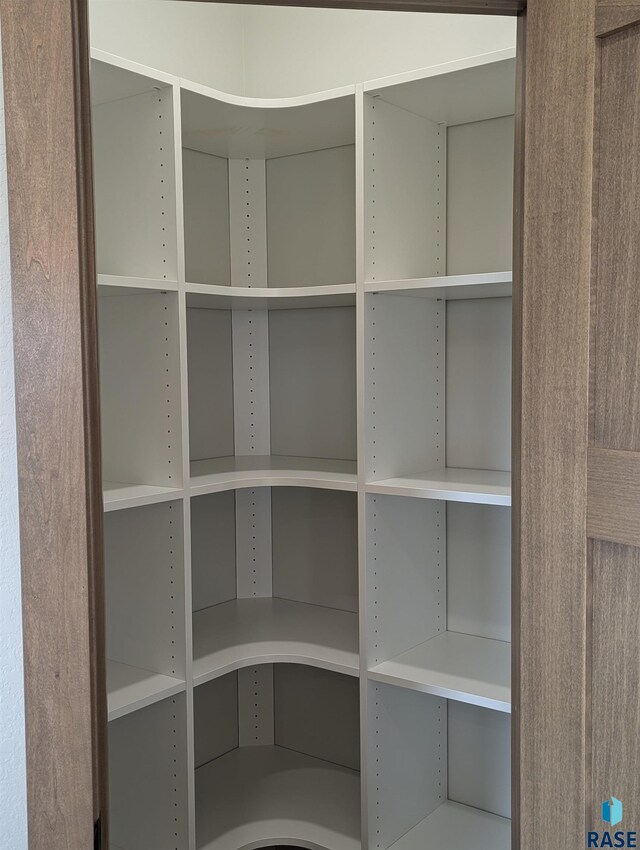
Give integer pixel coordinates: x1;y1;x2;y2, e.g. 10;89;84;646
90;1;516;96
90;1;246;94
0;24;29;850
241;6;516;96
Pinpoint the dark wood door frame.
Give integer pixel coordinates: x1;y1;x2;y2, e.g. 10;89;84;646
1;0;107;848
0;0;599;848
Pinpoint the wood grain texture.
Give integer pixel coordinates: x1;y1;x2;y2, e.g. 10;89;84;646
516;0;594;847
591;541;640;830
596;7;640;36
1;0;106;847
588;448;640;546
593;22;640;450
194;0;524;13
510;12;525;850
588;21;640;829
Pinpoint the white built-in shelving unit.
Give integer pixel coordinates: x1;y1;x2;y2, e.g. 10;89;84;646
92;43;514;850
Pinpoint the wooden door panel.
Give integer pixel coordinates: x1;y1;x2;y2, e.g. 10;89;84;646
588;8;640;838
597;7;640;35
588;448;640;546
593;20;640;450
591;541;640;829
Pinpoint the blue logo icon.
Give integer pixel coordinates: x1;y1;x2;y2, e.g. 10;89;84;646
588;797;635;847
603;798;624;828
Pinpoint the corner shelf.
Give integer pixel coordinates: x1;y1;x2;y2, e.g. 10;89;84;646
103;481;183;512
186;281;356;310
94;43;516;850
106;659;185;721
366;468;511;505
190;455;357;495
195;745;361;850
365;270;512;300
98;274;178;294
389;800;510;850
368;631;511;713
192;597;359;686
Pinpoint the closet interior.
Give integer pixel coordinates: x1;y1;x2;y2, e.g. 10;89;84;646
91;23;515;849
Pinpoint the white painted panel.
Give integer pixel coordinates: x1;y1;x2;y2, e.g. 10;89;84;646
192;598;358;684
272;488;358;613
448;701;511;819
190;454;357;494
269;307;357;460
447;503;511;642
99;292;182;488
238;665;274;747
368;682;445;850
365;95;444;282
267;146;356;287
93;86;177;280
103;482;183;513
447;116;514;275
369;632;510;714
186;307;234;462
368;56;515;127
231;311;270;454
235;488;272;599
389;801;510;850
109;694;189;850
229;159;268;288
98;274;178;294
193;674;238;769
182;150;230;286
365;294;443;481
195;745;360;850
366;494;444;666
107;661;185;722
190;491;236;612
181;89;355;159
105;501;185;679
274;665;360;770
91;57;169;107
364;270;511;300
186;281;356;309
446;297;511;471
366;468;511;505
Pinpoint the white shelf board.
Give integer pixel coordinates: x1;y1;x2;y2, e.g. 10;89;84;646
190;455;357;495
181;80;355;159
98;274;178;295
366;50;516;126
186;282;356;310
365;271;511;300
193;597;359;686
103;481;183;512
107;659;185;722
389;801;510;850
196;745;360;850
366;468;511;506
369;631;511;713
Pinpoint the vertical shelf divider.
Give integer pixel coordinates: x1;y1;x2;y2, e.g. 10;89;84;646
172;78;197;850
355;82;369;850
